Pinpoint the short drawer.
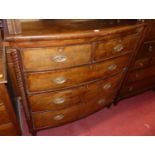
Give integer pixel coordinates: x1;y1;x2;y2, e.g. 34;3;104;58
22;44;91;71
127;65;155;83
26;54;129;92
29;72;123;112
95;33;139;61
0;104;10;125
32;103;85;129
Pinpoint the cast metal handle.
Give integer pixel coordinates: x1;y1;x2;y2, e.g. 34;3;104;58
113;44;124;52
103;83;112;90
53;77;67;84
98;99;106;105
0;74;3;78
107;64;117;71
53;55;67;63
53;98;65;105
53;114;64;121
148;46;153;52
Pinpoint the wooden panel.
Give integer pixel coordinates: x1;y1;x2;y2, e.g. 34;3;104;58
120;77;155;97
0;123;17;136
33;103;85;129
22;44;91;71
29;72;123;112
127;65;155;83
0;104;10;125
26;54;129;92
95;33;139;61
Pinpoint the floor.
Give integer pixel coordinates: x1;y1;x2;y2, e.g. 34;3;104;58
22;91;155;136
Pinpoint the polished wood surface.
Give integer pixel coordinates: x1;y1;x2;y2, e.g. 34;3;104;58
2;19;147;135
0;48;21;136
119;20;155;99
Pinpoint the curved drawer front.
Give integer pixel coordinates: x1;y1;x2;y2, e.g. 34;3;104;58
29;72;123;112
0;104;10;125
32;103;85;129
127;65;155;83
22;44;91;71
0;123;17;136
26;54;129;92
95;33;139;61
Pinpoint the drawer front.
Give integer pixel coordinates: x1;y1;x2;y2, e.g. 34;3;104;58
33;103;85;129
127;65;155;83
136;42;155;59
22;44;91;71
132;57;150;70
95;34;139;61
0;123;17;136
83;93;115;117
120;78;155;97
27;54;129;92
0;104;10;125
29;72;123;112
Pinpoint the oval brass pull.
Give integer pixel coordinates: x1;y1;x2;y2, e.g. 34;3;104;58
148;46;153;52
53;55;67;63
53;114;64;121
107;64;117;71
103;83;112;90
113;44;124;52
129;86;133;92
53;98;65;105
53;77;67;84
98;99;106;105
0;102;3;106
139;62;143;67
0;74;3;78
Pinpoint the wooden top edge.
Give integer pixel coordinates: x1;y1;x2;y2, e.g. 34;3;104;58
4;23;146;42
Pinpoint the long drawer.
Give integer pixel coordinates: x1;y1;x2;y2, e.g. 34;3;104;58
32;82;117;129
29;72;123;112
26;54;130;92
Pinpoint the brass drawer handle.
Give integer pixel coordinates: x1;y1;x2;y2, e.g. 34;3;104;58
53;114;64;121
53;98;65;105
0;102;3;106
98;99;106;105
103;83;112;90
113;44;124;52
0;74;3;78
129;86;133;92
107;64;117;71
53;77;67;84
53;55;67;63
148;46;153;52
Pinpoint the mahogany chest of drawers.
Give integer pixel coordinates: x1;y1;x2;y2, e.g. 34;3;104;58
0;47;21;135
3;20;145;135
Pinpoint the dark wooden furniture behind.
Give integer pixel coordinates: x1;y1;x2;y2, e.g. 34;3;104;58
0;46;21;136
3;19;148;135
119;20;155;99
